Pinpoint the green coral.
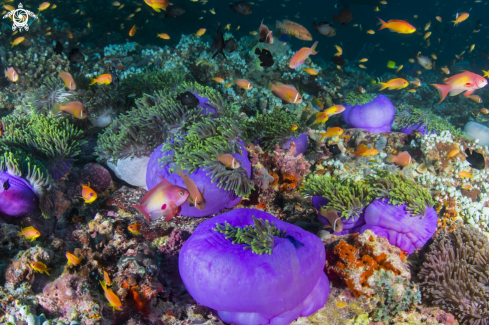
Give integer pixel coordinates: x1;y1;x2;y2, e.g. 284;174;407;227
247;108;307;151
371;269;421;322
119;69;187;100
0;114;83;177
95;91;203;162
367;170;434;217
0;146;54;218
396;107;463;137
344;91;377;106
160;117;253;197
212;216;287;255
300;175;373;219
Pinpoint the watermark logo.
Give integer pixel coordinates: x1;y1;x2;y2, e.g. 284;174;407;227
2;3;37;32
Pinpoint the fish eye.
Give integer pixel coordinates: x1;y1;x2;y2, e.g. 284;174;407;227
179;192;183;196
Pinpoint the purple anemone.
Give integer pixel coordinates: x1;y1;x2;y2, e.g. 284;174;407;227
179;208;329;325
401;123;435;136
0;171;39;217
360;199;438;254
146;141;252;217
195;94;217;115
284;133;309;156
342;94;395;133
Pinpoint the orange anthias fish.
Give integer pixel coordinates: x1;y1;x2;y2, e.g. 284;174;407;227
303;68;318;75
377;18;416;33
143;0;168;12
235;79;253;89
129;25;136;36
289;41;318;69
452;12;469;26
431;71;488;103
270;82;302;104
89;74;112;85
157;33;170;39
31;261;50;275
18;226;41;241
315;112;329;124
4;67;18;82
275;19;312;41
38;2;50;11
378;78;409;90
59;72;76;90
174;166;206;210
128;223;142;235
132;176;189;222
53;101;87;119
324;105;345;116
195;28;206;37
353;144;379;157
217;154;241;169
81;184;97;203
459;171;473;179
66;252;82;266
387;151;412;167
11;36;25;47
100;280;123;311
102;270;112;286
320;127;343;141
213;77;225;83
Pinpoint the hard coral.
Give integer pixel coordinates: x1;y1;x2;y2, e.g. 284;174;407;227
179;208;329;325
419;225;489;325
325;230;410;298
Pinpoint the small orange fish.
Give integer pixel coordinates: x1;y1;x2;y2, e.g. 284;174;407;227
442;66;450;75
411;78;421;87
408;89;416;93
468;95;482;103
66;252;82;266
89;74;112;85
212;77;225;83
224;83;232;88
72;216;83;223
129;25;136;36
458;171;473;179
157;33;170;39
143;0;168;12
59;72;76;90
66;29;73;39
38;2;50;11
3;4;15;10
320;127;343;140
31;261;50;275
100;280;123;311
359;58;368;62
53;101;87;119
11;36;25;47
216;154;240;169
461;184;472;190
379;78;409;90
315;112;329;124
436;16;442;22
452;12;469;26
360;149;379;157
481;108;489;114
290;124;298;131
18;226;41;241
235;79;253;89
303;68;318;75
81;184;97;203
367;29;375;34
323;105;345;116
4;67;18;82
378;18;416;34
387;151;412;166
447;148;460;158
128;223;142;235
195;28;206;37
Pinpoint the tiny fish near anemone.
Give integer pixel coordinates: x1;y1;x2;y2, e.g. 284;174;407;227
174;166;206;210
81;184;97;204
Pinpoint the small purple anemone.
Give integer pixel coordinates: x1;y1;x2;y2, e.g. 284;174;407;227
401;123;435;136
0;172;39;217
342;94;395;133
361;199;438;254
146;141;252;217
179;208;329;325
195;93;217;115
284;133;309;156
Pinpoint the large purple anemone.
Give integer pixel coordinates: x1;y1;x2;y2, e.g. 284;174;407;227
0;172;39;217
284;133;309;156
179;208;329;325
146;141;252;217
342;94;395;133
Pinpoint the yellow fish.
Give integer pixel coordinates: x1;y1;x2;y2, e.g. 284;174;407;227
89;74;112;85
128;223;142;235
11;36;25;47
157;33;170;39
38;2;50;11
81;184;97;203
66;252;82;266
458;171;473;179
18;226;41;241
303;68;318;75
31;261;50;275
100;280;123;311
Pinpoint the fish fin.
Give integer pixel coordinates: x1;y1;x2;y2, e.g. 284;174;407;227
386;155;396;163
89;78;97;86
212;51;218;59
132;205;151;223
220;51;226;58
378;82;388;91
377;17;387;30
154;175;172;187
254;47;261;55
464;89;475;96
52;103;61;115
310;41;319;55
449;89;464;96
430;84;450;103
312;22;318;28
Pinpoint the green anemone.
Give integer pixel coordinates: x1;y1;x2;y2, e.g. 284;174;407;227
247;108;307;151
95;91;203;162
396;106;463;137
0;145;54;218
301;175;373;220
344;91;377;106
213;216;287;255
366;170;434;217
119;69;188;100
160;117;253;197
0;114;83;177
27;76;69;115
